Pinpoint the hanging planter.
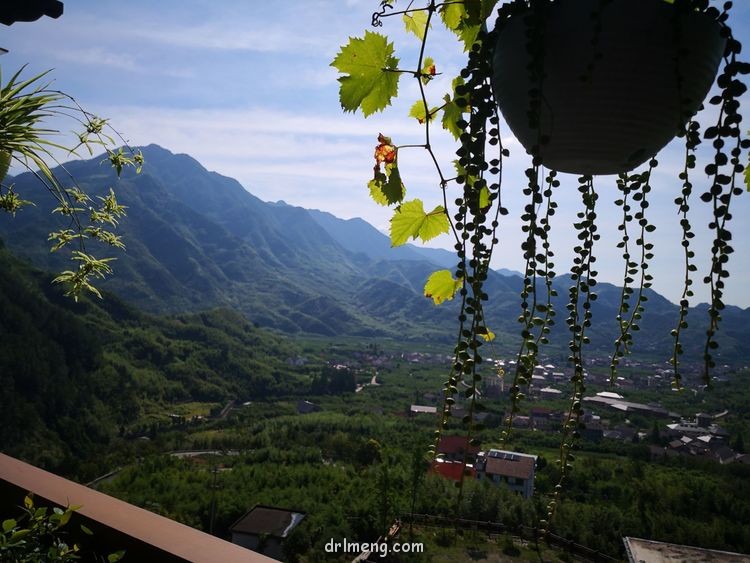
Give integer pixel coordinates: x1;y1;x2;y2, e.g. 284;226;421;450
491;0;727;175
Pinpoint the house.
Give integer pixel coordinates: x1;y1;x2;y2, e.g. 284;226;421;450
296;400;320;414
713;446;737;465
531;374;548;385
437;435;480;462
696;412;714;427
483;374;504;398
430;459;476;481
623;537;750;563
410;405;437;416
530;407;559;431
475;449;537;498
511;415;531;428
230;505;306;561
539;386;563;399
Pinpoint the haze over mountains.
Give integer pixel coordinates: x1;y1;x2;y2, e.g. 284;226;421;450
1;144;747;360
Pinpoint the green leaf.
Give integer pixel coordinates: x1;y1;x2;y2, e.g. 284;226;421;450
421;57;436;85
331;31;400;117
390;199;449;246
9;529;31;544
383;164;405;204
403;10;430;40
440;0;496;50
369;167;405;206
390;200;426;246
368;174;390;206
441;77;467;139
80;524;94;536
441;96;463;140
424;269;462;305
479;186;490;209
59;509;73;527
108;550;126;562
478;327;496;341
440;2;464;31
745;159;750;192
2;519;16;533
419;205;450;242
408;100;438;124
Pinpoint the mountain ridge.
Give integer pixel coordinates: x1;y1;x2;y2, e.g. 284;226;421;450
1;144;747;360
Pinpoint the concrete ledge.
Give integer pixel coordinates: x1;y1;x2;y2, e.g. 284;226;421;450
0;453;272;562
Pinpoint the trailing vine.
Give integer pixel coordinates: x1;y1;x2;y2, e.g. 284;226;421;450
543;175;599;533
332;0;749;534
700;19;749;383
670;120;700;388
609;162;657;385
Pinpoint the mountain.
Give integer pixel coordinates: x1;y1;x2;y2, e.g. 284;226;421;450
304;206;523;275
304;206;458;268
0;242;302;474
1;144;747;361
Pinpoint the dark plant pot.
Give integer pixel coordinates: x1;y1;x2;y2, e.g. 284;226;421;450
491;0;726;175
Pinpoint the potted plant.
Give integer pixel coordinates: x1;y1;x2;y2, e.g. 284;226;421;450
491;0;728;174
332;0;748;529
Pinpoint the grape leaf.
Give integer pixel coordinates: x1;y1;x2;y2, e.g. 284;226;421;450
440;2;464;31
368;174;390;206
457;25;481;51
331;31;400;117
421;57;436;85
409;99;438;124
419;205;450;242
442;98;463;139
440;0;497;50
383;165;405;204
390;199;449;246
369;169;404;206
424;269;463;305
403;10;430;40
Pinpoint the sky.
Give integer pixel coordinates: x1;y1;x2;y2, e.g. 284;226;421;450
3;0;750;308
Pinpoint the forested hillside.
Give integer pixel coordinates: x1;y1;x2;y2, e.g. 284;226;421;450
0;243;302;474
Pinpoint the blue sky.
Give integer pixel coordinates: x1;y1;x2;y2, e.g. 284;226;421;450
3;0;750;308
